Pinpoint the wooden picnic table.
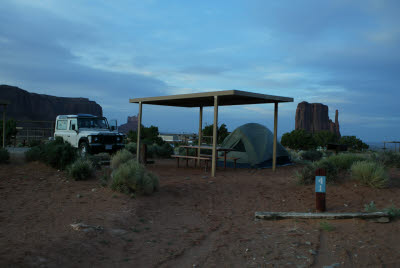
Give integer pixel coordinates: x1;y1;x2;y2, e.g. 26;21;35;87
179;145;235;169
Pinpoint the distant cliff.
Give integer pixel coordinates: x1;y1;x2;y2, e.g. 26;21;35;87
295;101;340;137
119;116;138;134
0;85;102;121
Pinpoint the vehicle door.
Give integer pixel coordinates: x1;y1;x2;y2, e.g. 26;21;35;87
67;119;79;147
55;119;69;142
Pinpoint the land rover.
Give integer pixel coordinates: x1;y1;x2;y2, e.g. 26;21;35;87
54;114;124;155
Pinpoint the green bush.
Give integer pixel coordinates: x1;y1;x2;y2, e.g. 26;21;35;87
281;129;316;150
24;137;77;169
0;148;10;164
44;138;77;169
68;158;94;181
110;149;134;170
175;146;196;156
86;153;111;169
301;150;323;162
125;142;137;155
314;158;338;183
339;136;369;151
110;159;159;195
295;159;338;185
25;145;44;162
371;151;400;168
27;140;42;147
351;161;389;188
0;118;17;145
326;153;367;170
295;163;315;185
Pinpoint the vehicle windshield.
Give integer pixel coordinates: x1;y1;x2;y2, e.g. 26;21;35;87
78;117;109;129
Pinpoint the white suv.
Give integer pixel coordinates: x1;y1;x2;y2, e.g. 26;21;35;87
54;114;124;155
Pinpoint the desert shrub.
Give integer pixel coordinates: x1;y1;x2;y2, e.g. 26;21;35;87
314;158;338;183
372;151;400;168
25;137;77;169
288;150;304;164
314;131;339;148
125;142;137;155
301;150;323;162
152;143;173;158
295;159;338;185
25;145;44;162
43;138;77;169
110;159;159;195
28;139;42;147
110;149;134;170
295;163;315;185
327;153;367;170
86;153;111;169
68;158;94;181
351;161;389;188
0;148;10;164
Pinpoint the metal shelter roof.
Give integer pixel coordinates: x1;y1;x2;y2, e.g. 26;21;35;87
129;90;293;107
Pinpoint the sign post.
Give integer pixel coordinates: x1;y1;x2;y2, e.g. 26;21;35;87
315;168;326;212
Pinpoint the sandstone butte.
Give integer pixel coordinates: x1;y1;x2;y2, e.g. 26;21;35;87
295;101;340;137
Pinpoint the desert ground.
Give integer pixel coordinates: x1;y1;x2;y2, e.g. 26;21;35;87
1;154;400;267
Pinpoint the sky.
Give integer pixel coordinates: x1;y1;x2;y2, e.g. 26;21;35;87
0;0;399;142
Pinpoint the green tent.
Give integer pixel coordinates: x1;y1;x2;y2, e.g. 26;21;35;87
218;123;290;168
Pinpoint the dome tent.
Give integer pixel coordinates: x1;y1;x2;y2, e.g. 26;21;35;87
218;123;291;168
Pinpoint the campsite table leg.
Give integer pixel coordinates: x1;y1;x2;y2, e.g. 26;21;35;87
224;151;227;169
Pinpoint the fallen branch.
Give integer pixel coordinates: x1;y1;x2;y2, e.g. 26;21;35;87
255;211;390;220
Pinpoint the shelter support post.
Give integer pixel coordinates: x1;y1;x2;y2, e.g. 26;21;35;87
197;106;203;165
272;102;278;172
2;106;5;148
211;96;218;177
136;102;142;163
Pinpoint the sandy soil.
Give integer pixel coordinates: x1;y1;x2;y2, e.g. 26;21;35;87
1;158;400;267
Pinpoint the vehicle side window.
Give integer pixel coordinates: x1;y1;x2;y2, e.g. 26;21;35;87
70;119;77;130
57;120;67;130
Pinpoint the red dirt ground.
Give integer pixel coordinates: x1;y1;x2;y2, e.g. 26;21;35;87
1;158;400;267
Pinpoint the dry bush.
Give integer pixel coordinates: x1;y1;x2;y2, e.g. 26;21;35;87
351;161;389;188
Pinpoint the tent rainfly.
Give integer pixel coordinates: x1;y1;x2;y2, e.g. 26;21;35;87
129;90;294;177
218;123;291;168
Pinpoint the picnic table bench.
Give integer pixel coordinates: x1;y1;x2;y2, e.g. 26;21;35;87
171;154;212;169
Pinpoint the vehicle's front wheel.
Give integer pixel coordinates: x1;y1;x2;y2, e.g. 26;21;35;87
79;141;90;157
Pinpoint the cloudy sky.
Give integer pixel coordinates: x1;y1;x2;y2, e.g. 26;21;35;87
1;0;399;142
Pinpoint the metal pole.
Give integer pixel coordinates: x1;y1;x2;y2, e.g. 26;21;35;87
2;105;5;148
272;102;278;172
198;106;203;165
211;96;218;177
316;168;326;212
136;102;142;162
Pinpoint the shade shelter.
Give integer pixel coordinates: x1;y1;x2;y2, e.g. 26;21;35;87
129;90;293;177
0;100;10;148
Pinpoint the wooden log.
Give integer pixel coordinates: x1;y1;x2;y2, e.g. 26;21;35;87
255;211;390;220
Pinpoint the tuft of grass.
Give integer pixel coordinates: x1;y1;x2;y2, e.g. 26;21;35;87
371;151;400;168
364;201;377;212
100;173;109;187
110;149;134;170
319;221;335;231
326;153;367;170
125;142;137;155
384;205;400;218
351;161;389;188
68;158;94;181
0;148;10;164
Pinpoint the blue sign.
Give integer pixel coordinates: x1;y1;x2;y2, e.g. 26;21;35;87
315;176;326;193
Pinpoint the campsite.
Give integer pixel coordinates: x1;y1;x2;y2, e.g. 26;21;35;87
1;1;400;267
